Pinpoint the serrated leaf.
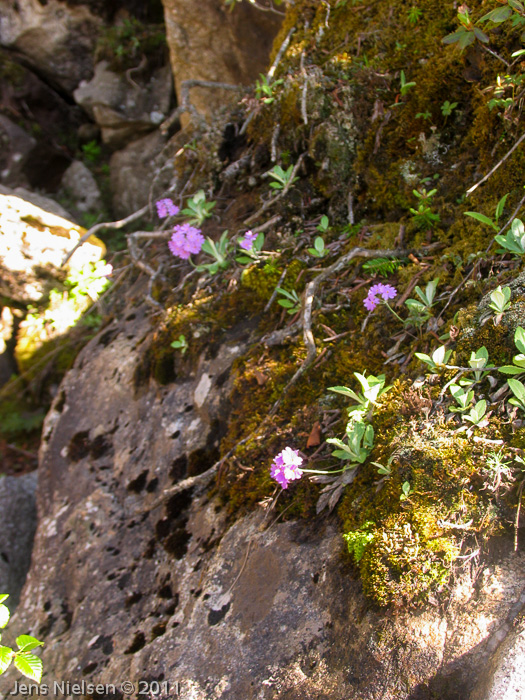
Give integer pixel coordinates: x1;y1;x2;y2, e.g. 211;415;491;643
16;636;44;653
0;605;10;630
14;653;43;683
0;646;14;674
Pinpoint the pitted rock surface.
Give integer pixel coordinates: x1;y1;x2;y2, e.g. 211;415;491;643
3;304;525;699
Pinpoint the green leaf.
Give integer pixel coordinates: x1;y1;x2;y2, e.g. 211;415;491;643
499;365;525;375
16;636;44;653
509;0;525;11
0;646;14;675
473;26;490;43
0;605;10;630
494;193;509;222
464;211;498;230
508;377;525;401
515;327;525;354
0;596;8;605
314;237;325;253
14;652;43;683
328;386;361;401
479;6;513;23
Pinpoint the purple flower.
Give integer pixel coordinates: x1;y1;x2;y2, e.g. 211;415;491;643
270;447;304;489
364;283;397;311
168;223;205;260
156;198;180;219
239;230;258;251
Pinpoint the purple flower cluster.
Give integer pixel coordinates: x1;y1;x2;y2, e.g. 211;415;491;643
168;223;205;260
270;447;304;489
156;198;180;219
363;283;397;311
239;230;258;251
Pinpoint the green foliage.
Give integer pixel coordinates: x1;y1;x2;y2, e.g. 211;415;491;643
276;287;301;314
196;231;231;275
488;285;512;317
464;193;509;232
95;17;166;70
362;257;403;277
181;190;216;226
236;232;267;264
498;326;525;374
448;384;474;413
415;345;452;372
404;278;439;328
408;6;423;25
399;70;416;96
409;188;440;231
326;421;374;463
343;522;375;563
441;100;458;118
0;595;43;683
81;140;101;164
170;334;188;354
316;215;330;233
267;164;299;191
328;372;392;422
307;236;328;258
507;378;525;411
495;218;525;256
399;481;412;501
255;74;284;104
462;399;487;426
442;7;489;49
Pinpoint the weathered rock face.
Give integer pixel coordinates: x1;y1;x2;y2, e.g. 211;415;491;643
0;472;38;610
2;301;525;700
74;61;173;149
0;185;105;304
109;130;169;217
0;0;101;93
163;0;282;120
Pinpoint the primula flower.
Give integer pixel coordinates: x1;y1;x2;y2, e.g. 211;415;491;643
168;223;205;260
156;198;180;218
270;447;304;489
239;230;258;251
363;283;397;311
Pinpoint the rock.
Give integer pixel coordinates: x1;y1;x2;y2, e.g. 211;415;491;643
163;0;282;122
0;472;38;610
74;61;173;149
0;116;37;190
3;302;525;700
109;130;168;217
0;185;105;304
58;160;103;219
0;0;101;93
470;599;525;700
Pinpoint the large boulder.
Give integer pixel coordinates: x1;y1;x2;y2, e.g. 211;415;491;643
109;130;168;217
163;0;282;121
74;60;172;149
3;302;525;700
0;0;101;93
0;472;38;611
0;185;105;305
